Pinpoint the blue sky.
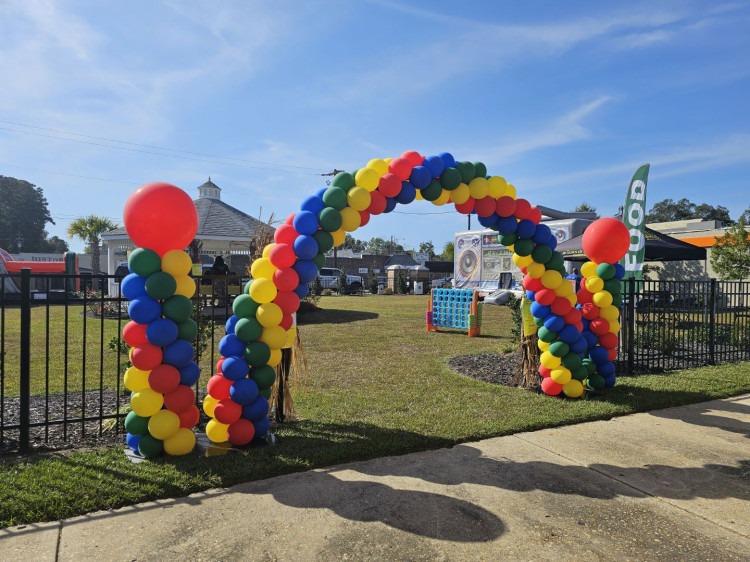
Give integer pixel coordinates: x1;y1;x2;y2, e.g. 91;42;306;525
1;0;748;255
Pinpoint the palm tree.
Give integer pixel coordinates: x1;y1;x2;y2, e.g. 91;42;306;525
67;215;118;287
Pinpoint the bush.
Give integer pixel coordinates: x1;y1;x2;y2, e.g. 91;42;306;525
635;323;679;355
397;273;408;294
507;294;522;341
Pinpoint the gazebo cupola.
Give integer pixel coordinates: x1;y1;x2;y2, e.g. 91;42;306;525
198;177;222;200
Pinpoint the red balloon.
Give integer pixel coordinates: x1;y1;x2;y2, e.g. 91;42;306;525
388;157;412;181
523;276;543;292
279;313;294;330
535;289;556;306
474;196;497;218
131;343;163;371
402;150;424;167
368;190;387;215
123;321;148;347
273;223;299;245
550;297;572;316
496;196;516;217
285;214;295;225
528;206;542;224
576;287;593;304
514;199;531;220
563;308;582;325
582;218;630;264
273;267;300;292
269;244;296;269
581;302;600;320
216;357;225;373
359;210;370;227
274;290;301;315
164;384;195;413
599;332;619;349
179;405;200;428
607;348;617;361
214;398;242;424
378;173;402;197
454;198;475;215
227;418;256;446
538;365;552;378
123;182;198;257
541;377;563;396
148;364;181;394
590;318;611;336
207;374;232;400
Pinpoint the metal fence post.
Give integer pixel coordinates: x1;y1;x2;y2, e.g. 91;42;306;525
19;268;31;452
709;278;716;365
626;277;635;374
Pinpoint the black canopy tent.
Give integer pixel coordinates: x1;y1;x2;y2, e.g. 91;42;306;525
555;226;706;262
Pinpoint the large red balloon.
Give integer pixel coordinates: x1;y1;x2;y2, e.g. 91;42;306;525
582;218;630;264
123;182;199;256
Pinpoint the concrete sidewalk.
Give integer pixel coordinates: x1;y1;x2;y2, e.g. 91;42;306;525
2;395;749;561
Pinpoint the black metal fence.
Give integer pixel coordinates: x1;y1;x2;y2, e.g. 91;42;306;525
1;270;749;453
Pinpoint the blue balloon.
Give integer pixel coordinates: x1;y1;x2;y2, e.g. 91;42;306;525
225;315;239;334
242;395;269;421
516;219;536;239
603;374;617;388
383;197;397;213
126;433;141;452
614;263;626;279
424;155;445;178
559;324;581;344
163;339;194;368
292;210;318;236
293;235;319;260
121;273;147;300
496;216;518;235
569;335;588;354
530;302;551;318
253;416;270;438
478;214;499;229
525;290;536;301
230;378;259;405
315;187;327;199
439;152;456;168
396;181;417;204
546;234;558;251
532;224;552;244
582;330;598;350
127;296;161;324
146;317;179;347
222;355;249;381
293;259;318;284
219;334;245;358
179;362;201;386
598;360;616;377
300;195;325;215
589;345;609;365
294;282;310;299
409;165;432;189
544;314;565;333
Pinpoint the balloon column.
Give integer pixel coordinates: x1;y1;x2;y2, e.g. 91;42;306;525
121;182;201;458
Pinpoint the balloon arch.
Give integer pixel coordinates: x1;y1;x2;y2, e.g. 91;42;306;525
120;150;630;456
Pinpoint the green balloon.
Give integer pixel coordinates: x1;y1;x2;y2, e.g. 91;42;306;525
500;233;517;247
549;341;570;358
313;230;334;254
572;366;588;381
138;435;163;458
604;279;622;296
611;293;623;307
473;162;488;178
534;316;545;327
439;167;462;190
318;207;343;232
233;294;260;318
513;238;534;257
259;387;272;400
596;262;616;280
562;352;582;370
177;318;198;342
331;172;355;190
587;374;605;390
128;248;161;277
582;358;596;375
235;317;263;342
313;253;326;269
322;187;347;210
420;179;442;201
546;252;565;272
244;341;271;367
456;161;476;183
531;244;553;264
251;365;276;390
145;271;177;300
538;326;558;343
124;411;149;436
163;295;193;322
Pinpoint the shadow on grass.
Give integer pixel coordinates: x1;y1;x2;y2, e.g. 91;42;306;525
297;308;379;325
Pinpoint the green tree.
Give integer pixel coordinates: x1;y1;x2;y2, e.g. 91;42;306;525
365;237;404;255
0;176;55;252
441;241;454;262
342;234;366;253
710;219;750;280
572;202;596;213
646;198;733;224
39;236;69;253
418;241;436;259
740;207;750;224
67;215;119;280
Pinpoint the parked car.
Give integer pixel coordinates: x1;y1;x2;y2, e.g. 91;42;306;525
431;276;453;288
318;267;364;294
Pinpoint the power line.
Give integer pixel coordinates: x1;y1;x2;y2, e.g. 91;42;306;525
0;162;140;185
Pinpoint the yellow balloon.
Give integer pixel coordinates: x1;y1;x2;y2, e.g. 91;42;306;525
262;243;275;258
581;261;598;278
124;366;150;392
451;183;471;204
249;278;277;304
537;340;550;352
586;276;604;293
526;262;546;278
600;305;620;322
148;409;180;441
567;294;577;307
203;394;219;417
415;189;424;200
174;275;196;298
206;419;229;443
554;282;574;297
284;327;297;349
355;167;380;191
487;176;508;198
505;183;517;198
347;186;371;211
331;228;346;247
267;347;282;367
131;388;164;417
433;189;451;206
540;350;561;369
551;367;572;385
541;270;563;290
163;427;196;456
256;302;283;328
260;325;287;349
609;320;621;333
563;379;584;398
366;158;388;176
468;178;489;199
161;250;192;277
340;207;361;232
592;290;613;308
250;257;277;280
513;253;533;268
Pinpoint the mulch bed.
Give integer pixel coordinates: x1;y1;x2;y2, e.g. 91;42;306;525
448;350;532;388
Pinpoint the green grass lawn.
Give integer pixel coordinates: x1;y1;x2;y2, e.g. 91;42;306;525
1;294;749;528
